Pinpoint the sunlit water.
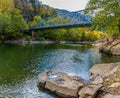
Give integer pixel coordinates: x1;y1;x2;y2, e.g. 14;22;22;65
0;44;120;98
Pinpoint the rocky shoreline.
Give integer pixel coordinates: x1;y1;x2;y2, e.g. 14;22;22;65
38;62;120;98
100;38;120;56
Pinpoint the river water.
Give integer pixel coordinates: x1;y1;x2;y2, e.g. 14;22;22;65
0;44;120;98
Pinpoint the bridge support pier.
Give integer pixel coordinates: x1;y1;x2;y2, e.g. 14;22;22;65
31;30;38;40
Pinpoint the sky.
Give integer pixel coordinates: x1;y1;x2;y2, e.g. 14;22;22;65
40;0;89;11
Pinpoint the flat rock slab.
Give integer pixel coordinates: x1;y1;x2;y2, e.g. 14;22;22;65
103;94;120;98
90;62;120;77
38;71;85;98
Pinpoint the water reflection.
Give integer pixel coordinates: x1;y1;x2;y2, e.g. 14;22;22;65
0;44;120;98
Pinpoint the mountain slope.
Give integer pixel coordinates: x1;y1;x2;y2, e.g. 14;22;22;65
55;9;92;24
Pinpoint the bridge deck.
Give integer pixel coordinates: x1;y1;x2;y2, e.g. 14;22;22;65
29;23;92;31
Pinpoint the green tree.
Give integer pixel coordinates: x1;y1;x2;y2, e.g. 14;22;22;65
39;6;57;19
0;8;28;40
0;0;14;12
9;8;28;38
29;16;41;28
41;16;71;26
85;0;120;35
66;28;84;42
0;12;11;39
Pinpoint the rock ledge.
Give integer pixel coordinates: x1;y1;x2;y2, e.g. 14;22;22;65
38;62;120;98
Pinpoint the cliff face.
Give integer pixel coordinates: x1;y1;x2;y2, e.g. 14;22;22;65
14;0;35;21
13;0;56;21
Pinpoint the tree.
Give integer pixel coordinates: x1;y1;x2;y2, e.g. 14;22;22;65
41;16;71;26
0;9;28;40
0;12;11;39
0;0;14;12
85;0;120;35
29;16;41;28
66;28;84;42
9;8;28;38
39;6;57;19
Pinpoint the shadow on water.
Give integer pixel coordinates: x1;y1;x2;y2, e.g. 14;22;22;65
0;43;120;98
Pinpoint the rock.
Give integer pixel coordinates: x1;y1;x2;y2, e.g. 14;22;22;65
100;39;120;56
38;70;50;87
91;75;104;84
105;78;110;82
108;82;120;88
38;71;85;98
78;84;102;98
38;69;120;98
103;94;120;98
90;62;120;77
90;74;98;80
45;81;79;98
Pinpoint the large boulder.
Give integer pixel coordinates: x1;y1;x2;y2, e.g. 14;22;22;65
100;39;120;55
38;71;85;98
89;62;120;98
78;84;102;98
38;64;120;98
90;62;120;77
90;75;104;84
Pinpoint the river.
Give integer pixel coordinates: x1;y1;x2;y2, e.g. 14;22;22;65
0;43;120;98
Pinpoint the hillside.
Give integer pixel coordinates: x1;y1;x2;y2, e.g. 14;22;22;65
55;9;92;24
14;0;57;21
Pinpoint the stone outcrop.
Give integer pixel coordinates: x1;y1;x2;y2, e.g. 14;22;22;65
100;39;120;56
38;71;85;98
14;0;34;21
90;62;120;77
78;84;102;98
90;75;104;84
89;62;120;98
38;62;120;98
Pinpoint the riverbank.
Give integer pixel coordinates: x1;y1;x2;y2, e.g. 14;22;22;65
0;40;105;45
100;38;120;56
90;62;120;98
2;39;120;56
0;40;57;44
38;62;120;98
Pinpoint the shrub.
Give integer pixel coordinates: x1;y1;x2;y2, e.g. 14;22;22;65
24;35;32;41
85;31;108;41
66;28;85;42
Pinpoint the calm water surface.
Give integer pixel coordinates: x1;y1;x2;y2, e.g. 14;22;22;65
0;44;120;98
